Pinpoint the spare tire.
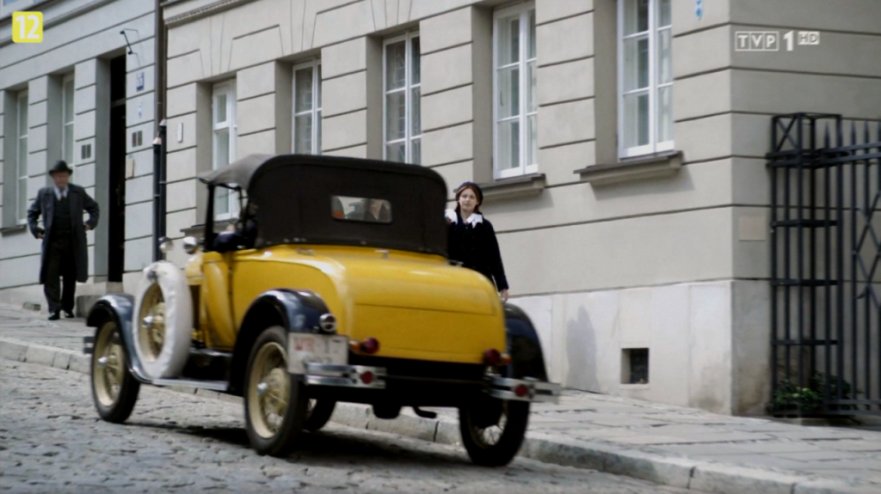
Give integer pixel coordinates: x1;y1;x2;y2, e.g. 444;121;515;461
131;261;193;379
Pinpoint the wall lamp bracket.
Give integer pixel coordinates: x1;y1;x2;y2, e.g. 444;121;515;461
119;29;137;55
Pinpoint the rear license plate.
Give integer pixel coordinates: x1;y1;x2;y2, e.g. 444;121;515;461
288;334;348;374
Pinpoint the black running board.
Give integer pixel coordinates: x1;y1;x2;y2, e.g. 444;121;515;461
148;378;229;392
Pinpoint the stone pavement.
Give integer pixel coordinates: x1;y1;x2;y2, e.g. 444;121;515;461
2;303;881;494
2;359;681;494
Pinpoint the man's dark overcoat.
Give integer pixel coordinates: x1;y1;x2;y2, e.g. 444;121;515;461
27;184;99;284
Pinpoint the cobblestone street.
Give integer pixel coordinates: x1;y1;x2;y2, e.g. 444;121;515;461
0;359;688;493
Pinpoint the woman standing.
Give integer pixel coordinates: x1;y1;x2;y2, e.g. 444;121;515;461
446;182;509;302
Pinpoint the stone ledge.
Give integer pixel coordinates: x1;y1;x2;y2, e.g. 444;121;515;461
163;0;253;28
480;173;547;201
0;224;28;236
575;151;683;186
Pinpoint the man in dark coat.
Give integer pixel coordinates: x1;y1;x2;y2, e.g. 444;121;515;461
27;160;99;320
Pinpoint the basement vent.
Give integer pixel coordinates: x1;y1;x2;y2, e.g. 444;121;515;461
622;348;649;385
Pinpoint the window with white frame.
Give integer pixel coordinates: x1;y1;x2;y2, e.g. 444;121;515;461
15;91;29;224
493;2;537;178
212;81;237;219
61;74;75;164
383;32;421;164
618;0;673;158
293;60;322;154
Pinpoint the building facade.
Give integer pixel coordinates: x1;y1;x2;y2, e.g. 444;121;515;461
0;0;158;305
2;0;880;415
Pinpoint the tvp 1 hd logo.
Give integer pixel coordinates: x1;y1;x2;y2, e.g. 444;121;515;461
735;30;820;52
12;11;44;43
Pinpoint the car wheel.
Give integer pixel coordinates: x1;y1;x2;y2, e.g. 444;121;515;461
91;320;141;423
459;397;530;467
244;326;307;456
304;399;336;432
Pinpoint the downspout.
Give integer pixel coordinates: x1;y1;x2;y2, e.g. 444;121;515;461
152;0;167;261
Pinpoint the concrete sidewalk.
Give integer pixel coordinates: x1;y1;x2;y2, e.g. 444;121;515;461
1;303;880;494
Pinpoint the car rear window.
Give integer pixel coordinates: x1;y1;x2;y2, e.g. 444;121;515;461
332;195;393;224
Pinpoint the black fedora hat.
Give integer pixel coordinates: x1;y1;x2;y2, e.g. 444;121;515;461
48;160;73;175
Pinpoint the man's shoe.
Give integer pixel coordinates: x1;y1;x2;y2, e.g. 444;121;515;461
48;312;60;321
63;311;75;319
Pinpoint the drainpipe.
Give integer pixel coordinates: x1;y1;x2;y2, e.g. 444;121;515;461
152;132;162;261
152;0;167;261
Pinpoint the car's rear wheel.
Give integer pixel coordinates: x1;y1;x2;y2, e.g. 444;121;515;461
91;320;140;423
304;399;336;432
244;326;307;456
459;397;530;467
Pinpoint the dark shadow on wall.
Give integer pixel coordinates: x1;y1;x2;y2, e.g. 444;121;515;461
566;306;599;392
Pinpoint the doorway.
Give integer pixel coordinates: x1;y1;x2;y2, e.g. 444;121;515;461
107;55;126;282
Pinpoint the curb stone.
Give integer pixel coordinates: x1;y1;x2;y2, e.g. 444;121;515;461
24;344;58;367
794;479;881;494
0;336;875;494
0;338;28;362
688;463;801;494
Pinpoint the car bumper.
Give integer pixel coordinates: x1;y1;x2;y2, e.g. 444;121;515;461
304;363;387;389
486;376;560;403
302;362;560;403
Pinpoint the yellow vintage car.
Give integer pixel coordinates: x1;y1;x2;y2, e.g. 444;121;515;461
85;154;558;466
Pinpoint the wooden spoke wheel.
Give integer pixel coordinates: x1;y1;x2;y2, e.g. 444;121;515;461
91;320;140;423
244;326;307;456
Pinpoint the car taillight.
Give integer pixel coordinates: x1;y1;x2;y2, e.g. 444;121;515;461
360;337;380;354
483;349;502;366
360;370;375;385
514;384;530;398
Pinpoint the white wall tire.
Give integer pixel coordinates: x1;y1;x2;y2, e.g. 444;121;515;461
131;261;193;379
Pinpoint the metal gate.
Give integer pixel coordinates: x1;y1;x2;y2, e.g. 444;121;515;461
769;112;881;416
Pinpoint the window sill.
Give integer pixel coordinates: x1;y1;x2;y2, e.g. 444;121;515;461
619;383;651;390
575;151;683;186
0;224;28;236
480;173;547;201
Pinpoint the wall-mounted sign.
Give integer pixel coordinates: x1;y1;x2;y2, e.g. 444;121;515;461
136;71;145;91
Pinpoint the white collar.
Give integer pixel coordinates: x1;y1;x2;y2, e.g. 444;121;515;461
55;186;69;200
446;209;483;226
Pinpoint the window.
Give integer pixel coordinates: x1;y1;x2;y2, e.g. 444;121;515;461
61;74;75;164
383;32;421;164
332;195;392;224
493;2;537;178
618;0;673;158
293;60;322;154
15;91;29;224
212;81;237;219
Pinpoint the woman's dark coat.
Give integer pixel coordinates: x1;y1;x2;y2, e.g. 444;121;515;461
27;184;99;284
447;211;509;291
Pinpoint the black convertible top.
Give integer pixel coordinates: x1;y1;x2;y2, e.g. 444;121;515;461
199;153;272;190
199;154;449;256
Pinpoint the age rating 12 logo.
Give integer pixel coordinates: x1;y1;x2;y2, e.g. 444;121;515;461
12;11;44;43
735;30;820;52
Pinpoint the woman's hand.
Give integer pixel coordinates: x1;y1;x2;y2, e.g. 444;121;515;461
499;289;509;303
